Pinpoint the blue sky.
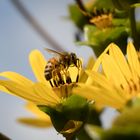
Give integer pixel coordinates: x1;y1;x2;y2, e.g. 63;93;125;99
0;0;94;140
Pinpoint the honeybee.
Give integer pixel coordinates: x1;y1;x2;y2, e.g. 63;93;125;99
44;48;82;87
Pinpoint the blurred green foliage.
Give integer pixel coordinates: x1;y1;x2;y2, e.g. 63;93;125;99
68;0;140;56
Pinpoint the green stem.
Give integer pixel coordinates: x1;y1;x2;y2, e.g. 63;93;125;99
77;128;93;140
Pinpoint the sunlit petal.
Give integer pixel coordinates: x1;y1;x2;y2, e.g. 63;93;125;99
127;42;140;78
92;43;113;71
79;57;95;83
74;84;125;109
0;85;11;94
86;43;112;85
0;80;41;104
33;83;61;106
29;50;50;87
0;71;33;86
25;102;49;119
102;54;128;88
109;44;132;80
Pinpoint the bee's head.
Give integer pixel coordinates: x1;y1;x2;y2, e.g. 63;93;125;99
70;53;76;60
70;53;77;66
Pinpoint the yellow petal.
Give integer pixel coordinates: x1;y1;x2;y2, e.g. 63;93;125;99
109;44;132;80
74;84;125;109
68;67;78;83
29;50;50;87
17;118;52;128
85;71;127;101
0;80;42;104
127;42;140;78
79;57;95;83
33;83;60;106
77;70;128;108
0;71;33;86
79;69;87;83
25;102;50;119
86;57;95;70
18;102;52;128
86;43;112;85
102;54;128;88
86;70;113;90
92;43;113;71
0;85;11;94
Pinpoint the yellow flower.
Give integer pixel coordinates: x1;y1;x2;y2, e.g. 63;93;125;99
0;49;94;134
74;42;140;109
89;13;113;29
0;50;60;106
0;50;76;106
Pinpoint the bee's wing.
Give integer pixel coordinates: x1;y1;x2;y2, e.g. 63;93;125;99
44;48;65;56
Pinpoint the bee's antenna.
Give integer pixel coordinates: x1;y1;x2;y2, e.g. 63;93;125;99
76;74;79;82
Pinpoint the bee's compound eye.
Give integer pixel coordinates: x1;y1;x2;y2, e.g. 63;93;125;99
71;53;76;60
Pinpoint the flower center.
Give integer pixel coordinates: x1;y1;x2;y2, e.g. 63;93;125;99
53;83;76;98
90;13;113;29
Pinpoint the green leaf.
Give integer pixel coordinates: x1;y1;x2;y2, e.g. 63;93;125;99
68;4;89;29
111;0;124;10
100;100;140;139
132;98;140;107
87;107;102;126
83;125;103;140
38;95;90;134
77;128;93;140
113;104;140;127
92;0;115;10
101;125;140;140
38;105;68;132
37;105;52;115
82;25;129;56
112;0;140;10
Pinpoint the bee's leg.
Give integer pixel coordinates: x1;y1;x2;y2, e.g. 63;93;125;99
53;79;58;87
76;72;79;82
77;59;82;68
76;67;80;82
49;80;53;87
52;70;58;87
76;59;82;82
58;73;65;85
66;71;72;84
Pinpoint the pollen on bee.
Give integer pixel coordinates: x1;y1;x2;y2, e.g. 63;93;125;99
48;67;80;88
